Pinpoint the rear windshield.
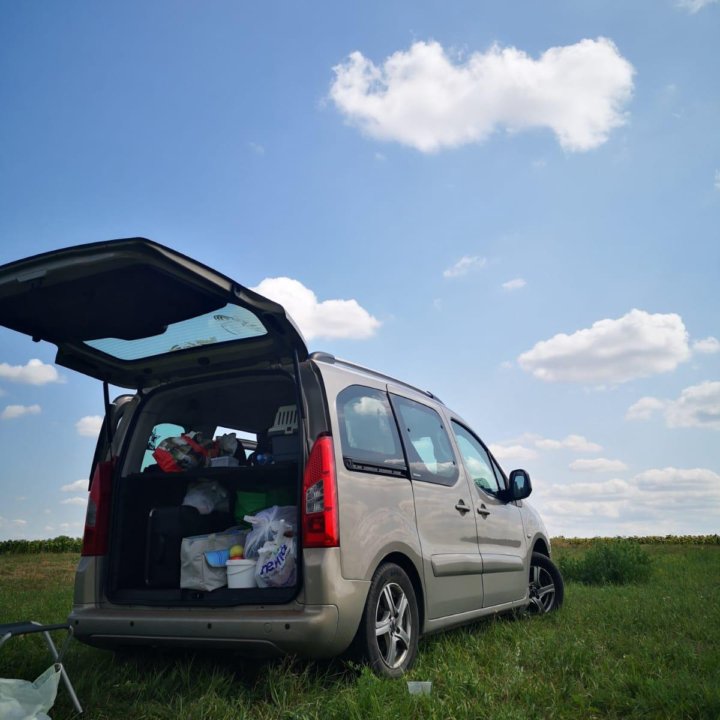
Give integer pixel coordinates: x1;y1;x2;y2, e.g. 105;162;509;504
85;303;267;360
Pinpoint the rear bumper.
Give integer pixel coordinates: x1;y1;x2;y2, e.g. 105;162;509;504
70;548;370;658
69;602;342;658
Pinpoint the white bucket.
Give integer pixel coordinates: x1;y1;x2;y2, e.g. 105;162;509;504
226;559;256;589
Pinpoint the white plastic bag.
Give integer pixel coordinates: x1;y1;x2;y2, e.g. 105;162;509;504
182;479;229;515
243;506;296;559
0;663;61;720
255;521;296;588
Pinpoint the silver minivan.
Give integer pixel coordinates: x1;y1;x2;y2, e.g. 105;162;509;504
0;238;563;677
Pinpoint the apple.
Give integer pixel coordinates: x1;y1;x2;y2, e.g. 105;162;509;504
229;544;244;559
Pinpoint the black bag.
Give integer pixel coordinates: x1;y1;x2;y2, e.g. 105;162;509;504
144;506;233;588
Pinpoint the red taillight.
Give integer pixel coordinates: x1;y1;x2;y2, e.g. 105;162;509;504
302;434;339;548
81;460;114;557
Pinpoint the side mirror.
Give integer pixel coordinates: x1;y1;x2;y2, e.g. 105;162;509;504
508;469;532;501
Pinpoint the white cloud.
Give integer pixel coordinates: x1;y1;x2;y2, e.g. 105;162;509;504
677;0;719;13
443;255;487;278
693;336;720;354
541;499;623;519
76;415;103;437
61;479;87;493
569;458;628;473
492;433;601;460
0;359;61;385
665;381;720;429
626;381;720;430
61;497;87;506
58;522;83;531
252;277;380;340
634;466;720;491
518;309;691;384
715;170;720;191
248;142;265;155
489;444;538;461
329;38;634;153
534;434;602;452
626;396;666;421
502;278;526;291
1;404;41;420
535;466;720;536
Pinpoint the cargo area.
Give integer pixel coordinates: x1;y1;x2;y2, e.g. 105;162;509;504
105;372;304;607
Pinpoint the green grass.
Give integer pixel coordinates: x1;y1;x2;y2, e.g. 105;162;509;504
1;544;719;719
559;539;654;585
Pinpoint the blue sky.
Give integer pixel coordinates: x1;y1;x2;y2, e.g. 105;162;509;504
1;0;718;540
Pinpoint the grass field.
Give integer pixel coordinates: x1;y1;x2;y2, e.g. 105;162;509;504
1;543;718;719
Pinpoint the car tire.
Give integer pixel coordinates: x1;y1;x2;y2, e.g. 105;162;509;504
527;552;564;614
352;563;420;678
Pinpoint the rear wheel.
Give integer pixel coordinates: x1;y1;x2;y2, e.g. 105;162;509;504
527;552;564;614
352;563;419;678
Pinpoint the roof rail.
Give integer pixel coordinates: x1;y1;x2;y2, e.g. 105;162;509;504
308;351;441;403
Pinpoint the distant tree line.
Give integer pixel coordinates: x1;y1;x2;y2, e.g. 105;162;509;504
0;534;717;556
553;534;719;547
0;535;82;554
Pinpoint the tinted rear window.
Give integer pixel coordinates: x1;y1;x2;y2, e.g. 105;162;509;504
337;386;406;476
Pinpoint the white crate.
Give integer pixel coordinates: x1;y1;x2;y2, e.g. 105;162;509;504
268;405;298;436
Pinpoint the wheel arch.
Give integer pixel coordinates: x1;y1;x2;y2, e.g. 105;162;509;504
532;537;550;558
376;552;426;633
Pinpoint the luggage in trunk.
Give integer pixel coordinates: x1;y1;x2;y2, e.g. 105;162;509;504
144;505;234;588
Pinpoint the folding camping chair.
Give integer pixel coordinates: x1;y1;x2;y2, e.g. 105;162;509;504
0;620;83;714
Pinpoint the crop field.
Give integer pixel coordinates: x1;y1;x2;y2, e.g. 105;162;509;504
1;540;718;719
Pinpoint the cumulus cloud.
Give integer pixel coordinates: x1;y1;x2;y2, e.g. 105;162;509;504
76;415;103;437
693;336;720;354
491;433;602;460
61;479;87;493
61;497;87;506
489;444;538;462
677;0;719;13
626;381;720;430
329;38;634;153
518;309;691;384
625;396;666;421
665;381;720;429
502;278;526;291
443;256;487;278
534;434;602;452
569;458;628;473
252;277;380;341
58;522;83;531
0;359;61;385
535;466;720;535
1;404;41;420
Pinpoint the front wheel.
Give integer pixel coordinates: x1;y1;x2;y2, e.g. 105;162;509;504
527;552;564;614
351;563;420;678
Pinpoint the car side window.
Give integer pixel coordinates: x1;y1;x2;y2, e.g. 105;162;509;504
337;385;407;477
451;421;502;495
390;395;459;486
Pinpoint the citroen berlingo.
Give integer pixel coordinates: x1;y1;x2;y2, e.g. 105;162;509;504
0;238;563;677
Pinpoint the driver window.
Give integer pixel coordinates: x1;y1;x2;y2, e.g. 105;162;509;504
451;421;501;495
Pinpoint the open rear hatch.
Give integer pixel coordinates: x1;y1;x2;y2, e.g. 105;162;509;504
0;237;308;388
0;238;309;608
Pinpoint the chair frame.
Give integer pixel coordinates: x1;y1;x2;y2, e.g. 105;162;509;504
0;620;83;714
